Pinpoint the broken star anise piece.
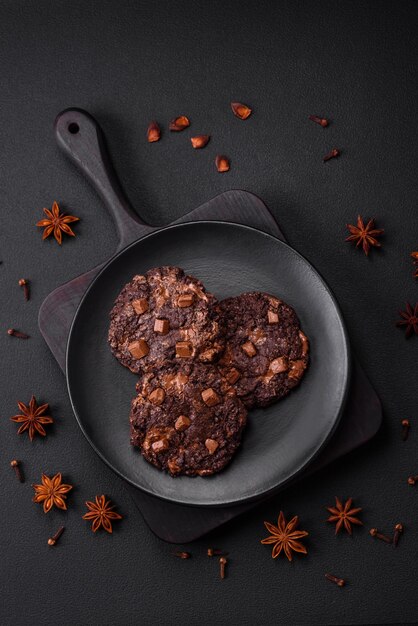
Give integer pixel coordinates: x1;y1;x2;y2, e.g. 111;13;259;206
231;102;252;119
147;121;161;143
346;215;384;256
326;497;363;535
36;201;79;245
215;155;230;172
169;116;190;131
10;395;53;441
190;135;210;149
261;511;308;561
33;473;73;513
396;302;418;338
82;495;123;533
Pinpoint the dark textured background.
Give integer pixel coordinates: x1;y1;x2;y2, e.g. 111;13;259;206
0;1;417;624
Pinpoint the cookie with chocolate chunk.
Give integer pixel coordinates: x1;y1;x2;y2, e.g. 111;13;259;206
130;363;247;476
216;292;309;408
108;266;224;374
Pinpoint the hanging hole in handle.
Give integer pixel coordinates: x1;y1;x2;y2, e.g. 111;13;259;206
68;122;80;134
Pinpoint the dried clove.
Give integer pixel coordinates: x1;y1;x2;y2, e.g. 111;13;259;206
402;419;410;441
219;556;227;579
323;149;340;162
18;279;30;301
173;551;191;559
393;523;403;547
370;528;392;544
325;573;345;587
8;328;29;339
309;114;329;127
10;459;24;483
48;526;65;546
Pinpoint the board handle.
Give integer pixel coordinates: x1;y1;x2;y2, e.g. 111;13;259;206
54;108;152;248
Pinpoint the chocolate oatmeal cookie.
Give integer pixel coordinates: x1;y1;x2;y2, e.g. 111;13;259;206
108;266;224;373
216;292;309;408
130;363;247;476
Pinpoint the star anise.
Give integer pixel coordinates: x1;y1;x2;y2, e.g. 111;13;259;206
261;511;308;561
396;302;418;338
82;495;123;533
411;252;418;278
33;473;73;513
326;497;363;534
36;200;79;245
10;395;53;441
346;215;384;255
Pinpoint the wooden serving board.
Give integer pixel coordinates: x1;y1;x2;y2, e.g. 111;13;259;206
39;109;382;542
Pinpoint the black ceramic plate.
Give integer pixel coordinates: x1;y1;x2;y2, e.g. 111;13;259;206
67;221;350;507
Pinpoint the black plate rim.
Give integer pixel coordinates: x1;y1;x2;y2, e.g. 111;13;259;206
66;220;351;507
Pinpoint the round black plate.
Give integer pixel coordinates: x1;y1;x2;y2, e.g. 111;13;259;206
67;222;350;507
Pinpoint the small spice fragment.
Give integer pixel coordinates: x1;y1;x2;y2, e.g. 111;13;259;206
219;556;227;579
10;459;24;483
412;252;418;278
309;114;329;127
396;303;418;338
261;511;308;561
10;395;53;441
18;279;30;301
346;215;384;256
393;523;403;547
33;473;73;513
323;148;340;162
169;116;190;131
82;495;122;533
407;475;418;485
191;135;210;149
174;551;191;559
369;528;392;544
48;526;65;546
147;121;161;143
215;155;230;172
36;201;79;245
325;573;345;587
8;328;29;339
326;497;363;535
231;102;252;120
402;419;410;441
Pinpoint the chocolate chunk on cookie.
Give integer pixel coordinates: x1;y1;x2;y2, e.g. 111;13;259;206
108;266;224;373
130;363;247;476
216;292;309;408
